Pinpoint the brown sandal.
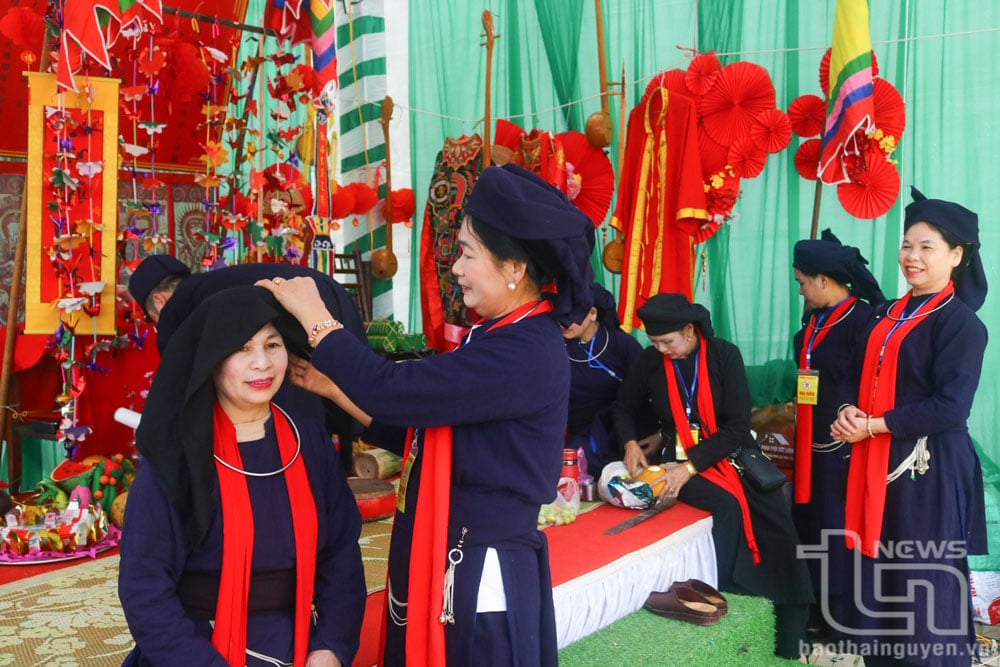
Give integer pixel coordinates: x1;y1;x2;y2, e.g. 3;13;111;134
643;587;723;625
671;578;728;616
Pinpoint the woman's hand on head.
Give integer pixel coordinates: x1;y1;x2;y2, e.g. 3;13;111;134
289;355;373;426
305;649;341;667
255;276;333;328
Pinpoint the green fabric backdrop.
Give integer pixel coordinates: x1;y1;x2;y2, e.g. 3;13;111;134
406;0;1000;567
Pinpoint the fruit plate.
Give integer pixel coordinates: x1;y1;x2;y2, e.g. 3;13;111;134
0;525;120;565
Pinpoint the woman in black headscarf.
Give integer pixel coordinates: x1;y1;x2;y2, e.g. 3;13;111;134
118;286;366;667
830;187;988;666
258;164;595;667
612;293;813;659
790;229;885;636
561;283;655;476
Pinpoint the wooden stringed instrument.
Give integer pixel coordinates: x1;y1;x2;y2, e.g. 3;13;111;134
481;10;498;167
585;0;613;148
372;95;399;280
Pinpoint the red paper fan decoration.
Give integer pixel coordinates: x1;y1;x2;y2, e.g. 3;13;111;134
872;78;906;140
820;48;879;97
686;53;721;96
750;108;792;153
644;68;689;101
836;149;900;219
698;127;731;179
794;139;822;181
727;135;767;179
788;94;826;137
0;7;45;49
555;131;615;226
701;62;777;146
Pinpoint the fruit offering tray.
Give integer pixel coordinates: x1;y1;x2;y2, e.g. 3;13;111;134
0;502;119;564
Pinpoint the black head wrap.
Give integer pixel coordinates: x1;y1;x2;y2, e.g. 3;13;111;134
136;285;306;547
464;164;595;324
793;228;886;305
128;254;191;311
904;186;987;311
636;293;714;338
590;284;621;330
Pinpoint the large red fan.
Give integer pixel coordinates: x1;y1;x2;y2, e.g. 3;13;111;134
788;94;826;137
727;135;767;178
794;139;822;181
686;53;721;96
701;62;776;146
751;108;792;153
555;131;615;226
836;148;900;219
820;47;879;98
872;78;906;140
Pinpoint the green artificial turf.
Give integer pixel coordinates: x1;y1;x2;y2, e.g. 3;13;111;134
558;593;801;666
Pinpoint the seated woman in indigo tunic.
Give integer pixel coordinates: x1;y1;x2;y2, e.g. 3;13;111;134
118;286;366;667
612;293;812;659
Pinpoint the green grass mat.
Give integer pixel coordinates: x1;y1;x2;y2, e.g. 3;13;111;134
559;593;801;666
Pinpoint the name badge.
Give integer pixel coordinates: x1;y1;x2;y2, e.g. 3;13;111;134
675;422;700;461
797;370;820;406
397;437;419;513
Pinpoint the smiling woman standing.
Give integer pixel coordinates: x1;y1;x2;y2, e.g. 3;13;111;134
831;187;988;666
259;164;594;667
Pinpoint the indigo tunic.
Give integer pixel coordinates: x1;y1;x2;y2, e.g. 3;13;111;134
840;294;987;665
311;311;568;666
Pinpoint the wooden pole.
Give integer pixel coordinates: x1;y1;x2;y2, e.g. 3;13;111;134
2;45;51;488
809;179;823;240
481;11;498;168
595;0;610;118
379;96;394;256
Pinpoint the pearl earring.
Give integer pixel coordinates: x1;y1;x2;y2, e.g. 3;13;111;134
507;281;516;291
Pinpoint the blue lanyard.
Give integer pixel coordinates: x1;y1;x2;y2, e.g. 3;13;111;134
877;298;929;368
803;309;830;368
579;331;622;381
671;349;699;421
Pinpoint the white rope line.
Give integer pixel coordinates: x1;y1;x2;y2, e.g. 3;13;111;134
702;24;1000;58
341;23;1000;129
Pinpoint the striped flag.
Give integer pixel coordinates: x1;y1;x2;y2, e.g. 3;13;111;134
818;0;875;185
310;0;337;94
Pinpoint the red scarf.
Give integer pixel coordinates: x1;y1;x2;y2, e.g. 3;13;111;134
387;300;554;667
663;333;760;564
794;296;856;504
844;284;954;557
212;403;318;667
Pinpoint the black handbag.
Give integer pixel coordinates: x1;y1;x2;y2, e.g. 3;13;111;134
730;442;786;492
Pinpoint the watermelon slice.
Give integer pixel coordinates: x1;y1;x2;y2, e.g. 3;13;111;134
50;459;97;493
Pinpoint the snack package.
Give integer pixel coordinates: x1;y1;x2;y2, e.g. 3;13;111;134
598;461;656;509
538;476;580;527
